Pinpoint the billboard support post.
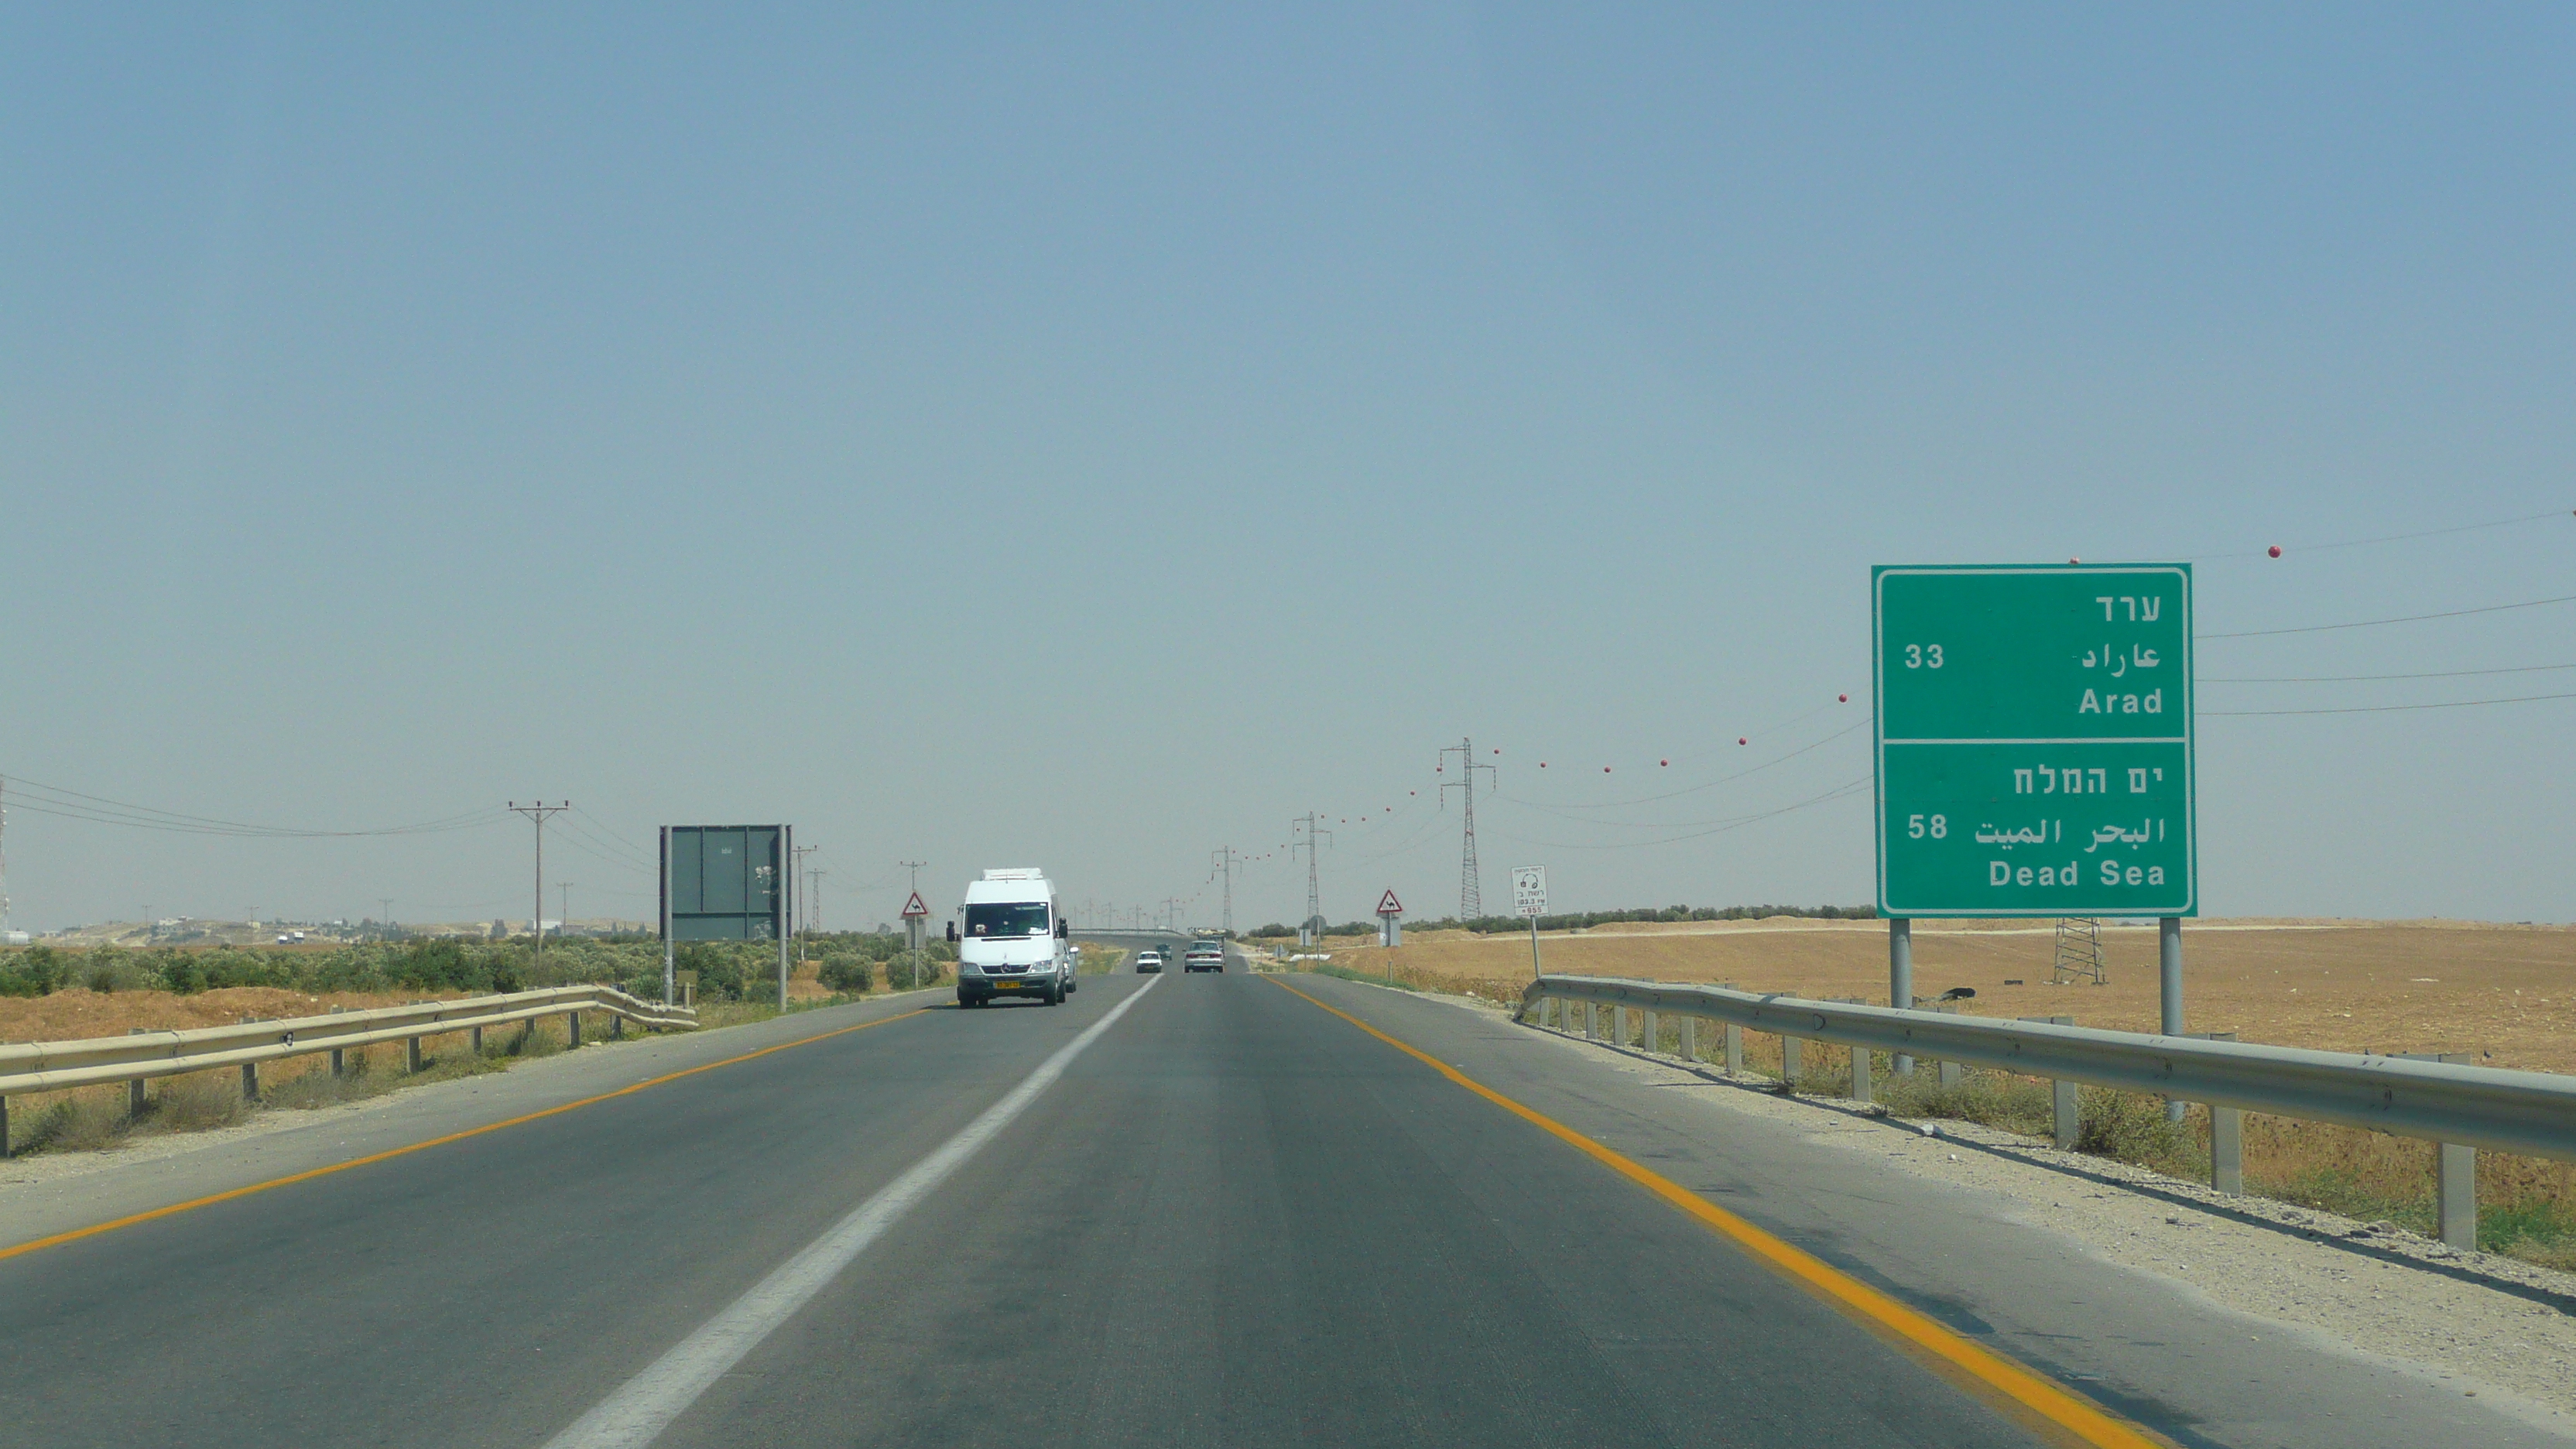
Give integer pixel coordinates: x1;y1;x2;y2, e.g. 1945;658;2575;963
660;827;675;1006
1889;916;1913;1076
779;825;793;1010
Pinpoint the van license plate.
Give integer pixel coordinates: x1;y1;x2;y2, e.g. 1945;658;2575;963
997;981;1021;990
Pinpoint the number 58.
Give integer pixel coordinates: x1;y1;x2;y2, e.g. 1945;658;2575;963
1908;814;1946;839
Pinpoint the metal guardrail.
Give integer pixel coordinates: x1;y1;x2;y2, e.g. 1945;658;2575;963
1524;974;2576;1249
1;985;695;1155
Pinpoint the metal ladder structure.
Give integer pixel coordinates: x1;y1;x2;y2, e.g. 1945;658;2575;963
2051;916;2106;985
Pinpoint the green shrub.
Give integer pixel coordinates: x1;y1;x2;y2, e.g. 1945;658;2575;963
819;954;875;993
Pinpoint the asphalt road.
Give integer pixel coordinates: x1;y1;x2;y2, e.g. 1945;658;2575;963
0;971;2554;1448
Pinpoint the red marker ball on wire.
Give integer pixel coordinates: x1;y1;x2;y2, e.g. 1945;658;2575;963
2268;545;2282;558
1738;737;1747;745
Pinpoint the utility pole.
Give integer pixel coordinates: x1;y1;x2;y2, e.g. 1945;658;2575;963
790;844;819;934
0;777;11;938
1162;897;1184;933
1293;814;1332;945
557;882;574;935
379;898;394;928
509;801;570;975
790;843;820;958
805;866;826;937
1209;847;1242;937
1437;739;1497;920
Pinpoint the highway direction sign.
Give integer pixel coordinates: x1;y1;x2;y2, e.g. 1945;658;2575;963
1512;866;1547;918
1873;565;2196;917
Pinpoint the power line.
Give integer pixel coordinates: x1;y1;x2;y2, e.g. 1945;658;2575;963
2200;592;2576;639
2205;691;2576;716
0;775;503;838
2205;662;2576;683
2199;506;2571;560
1483;777;1873;851
1500;720;1867;816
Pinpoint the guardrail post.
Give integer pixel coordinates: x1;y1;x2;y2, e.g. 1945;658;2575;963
2391;1051;2477;1247
471;1025;485;1054
1639;1009;1657;1055
406;1036;423;1073
125;1028;149;1115
1614;1005;1632;1048
1724;1022;1744;1075
1781;1036;1802;1091
0;1096;10;1158
2023;1016;2079;1149
2210;1104;2243;1195
2393;1051;2478;1250
2184;1031;2241;1193
1849;1042;1872;1104
1585;1002;1601;1040
240;1061;259;1102
2440;1142;2476;1251
1679;1015;1697;1064
567;1011;583;1049
1932;1003;1961;1088
612;1014;625;1041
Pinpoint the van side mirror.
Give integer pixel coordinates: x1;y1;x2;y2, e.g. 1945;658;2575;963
1056;919;1070;939
944;921;958;944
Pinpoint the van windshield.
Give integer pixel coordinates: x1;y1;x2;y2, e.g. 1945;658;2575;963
964;903;1050;939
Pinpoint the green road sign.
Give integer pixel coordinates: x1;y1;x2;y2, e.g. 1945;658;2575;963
1873;565;2195;917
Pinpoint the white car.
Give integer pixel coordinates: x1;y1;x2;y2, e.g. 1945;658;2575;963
1136;949;1165;974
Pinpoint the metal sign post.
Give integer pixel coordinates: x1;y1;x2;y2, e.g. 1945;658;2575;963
1873;564;2197;1104
1512;865;1547;981
901;890;930;987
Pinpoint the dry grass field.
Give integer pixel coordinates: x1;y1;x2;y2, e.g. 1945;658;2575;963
1327;916;2576;1070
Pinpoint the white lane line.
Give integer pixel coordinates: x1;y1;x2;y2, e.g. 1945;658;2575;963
542;975;1163;1449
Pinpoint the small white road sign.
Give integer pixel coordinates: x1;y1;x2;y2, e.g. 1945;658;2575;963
1511;866;1547;917
1376;889;1403;916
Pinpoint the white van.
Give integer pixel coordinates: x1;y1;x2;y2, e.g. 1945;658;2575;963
954;868;1075;1008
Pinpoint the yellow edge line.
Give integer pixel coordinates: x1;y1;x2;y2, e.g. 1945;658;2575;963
1265;977;2169;1449
0;1008;930;1264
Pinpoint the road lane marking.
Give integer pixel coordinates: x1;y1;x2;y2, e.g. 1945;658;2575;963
0;1007;932;1264
1265;976;2170;1449
543;973;1164;1449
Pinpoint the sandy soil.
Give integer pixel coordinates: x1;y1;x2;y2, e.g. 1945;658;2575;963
1325;916;2576;1073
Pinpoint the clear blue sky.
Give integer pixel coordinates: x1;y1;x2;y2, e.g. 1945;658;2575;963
4;4;2570;932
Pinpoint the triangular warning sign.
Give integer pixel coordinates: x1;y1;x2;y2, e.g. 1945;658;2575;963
1376;889;1403;915
900;891;929;918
